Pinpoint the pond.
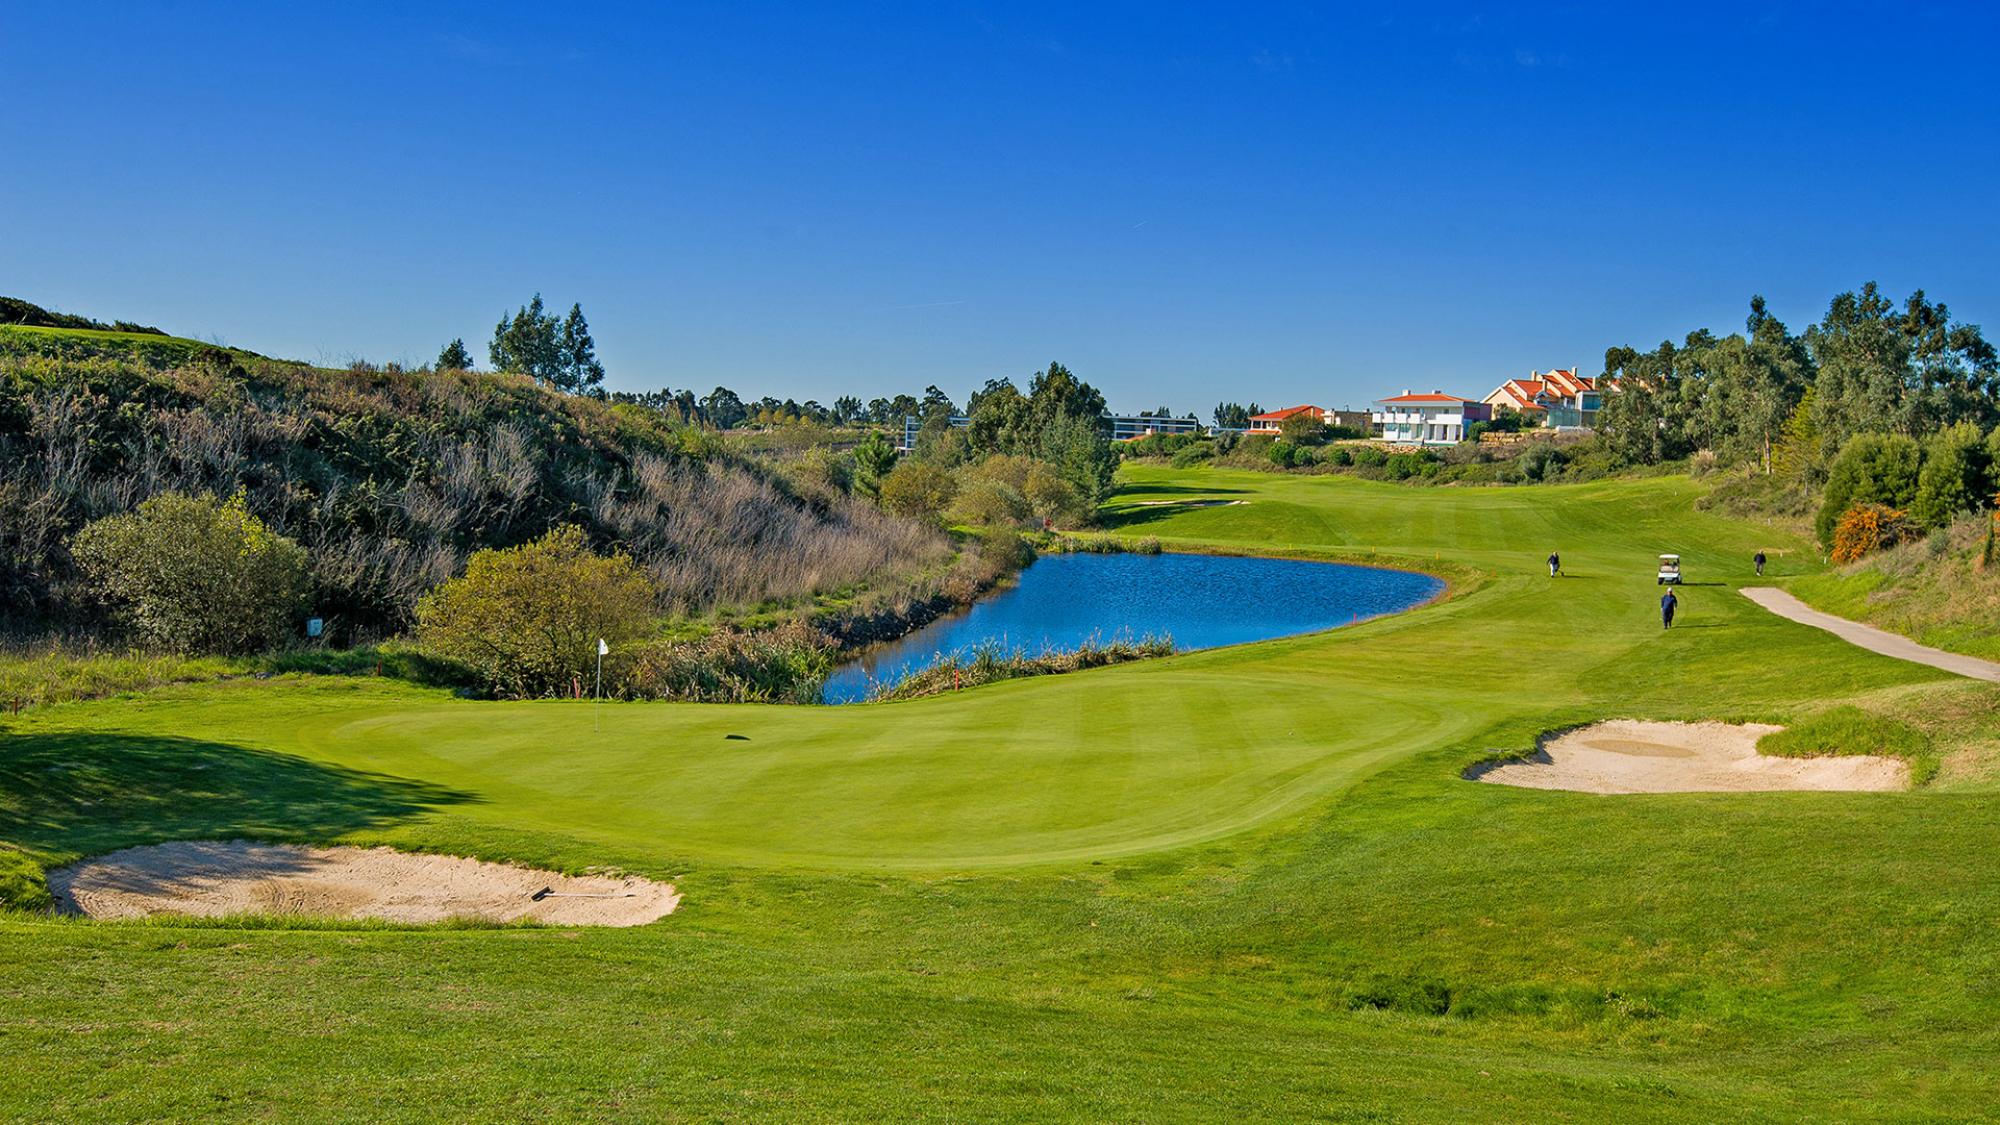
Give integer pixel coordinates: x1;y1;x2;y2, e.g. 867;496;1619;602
822;551;1444;703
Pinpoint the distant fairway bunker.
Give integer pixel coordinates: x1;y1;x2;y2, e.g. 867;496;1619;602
50;841;680;926
1468;720;1908;794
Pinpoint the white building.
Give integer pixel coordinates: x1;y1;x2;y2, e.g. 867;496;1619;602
1370;391;1492;447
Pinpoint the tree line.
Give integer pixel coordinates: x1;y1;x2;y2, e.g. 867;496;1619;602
1596;282;2000;558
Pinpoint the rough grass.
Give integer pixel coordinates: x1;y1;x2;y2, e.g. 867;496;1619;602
1789;513;2000;661
4;468;2000;1120
1759;704;1936;782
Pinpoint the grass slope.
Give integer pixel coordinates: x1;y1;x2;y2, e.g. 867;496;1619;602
3;468;1999;1121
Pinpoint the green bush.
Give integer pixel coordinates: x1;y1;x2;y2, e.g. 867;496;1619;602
951;479;1032;527
878;459;959;521
71;492;310;654
415;526;660;697
1911;422;1992;529
1324;447;1354;467
1514;442;1569;483
1168;441;1215;469
1351;446;1388;468
1817;434;1922;548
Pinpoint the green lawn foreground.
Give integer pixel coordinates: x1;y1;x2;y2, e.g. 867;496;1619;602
3;468;1998;1122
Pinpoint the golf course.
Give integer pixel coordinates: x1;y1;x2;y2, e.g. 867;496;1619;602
4;466;1998;1121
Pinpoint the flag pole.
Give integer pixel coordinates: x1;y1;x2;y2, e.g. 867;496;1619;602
595;637;607;733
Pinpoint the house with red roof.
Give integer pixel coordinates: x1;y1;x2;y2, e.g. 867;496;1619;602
1370;390;1492;446
1483;367;1604;429
1245;404;1325;435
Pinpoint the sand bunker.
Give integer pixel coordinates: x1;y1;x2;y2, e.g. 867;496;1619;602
1468;720;1907;794
49;841;680;926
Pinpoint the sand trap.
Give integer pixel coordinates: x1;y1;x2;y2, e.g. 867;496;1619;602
49;841;680;926
1468;720;1908;794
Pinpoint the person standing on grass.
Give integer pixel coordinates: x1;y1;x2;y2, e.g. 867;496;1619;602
1660;587;1678;629
1548;551;1561;578
1754;550;1767;577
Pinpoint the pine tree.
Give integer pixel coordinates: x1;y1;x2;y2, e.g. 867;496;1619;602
558;303;604;392
1770;386;1820;481
436;338;474;371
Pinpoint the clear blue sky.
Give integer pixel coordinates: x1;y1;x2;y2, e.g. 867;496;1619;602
6;2;1997;414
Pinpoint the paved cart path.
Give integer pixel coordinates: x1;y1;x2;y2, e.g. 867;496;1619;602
1741;586;2000;684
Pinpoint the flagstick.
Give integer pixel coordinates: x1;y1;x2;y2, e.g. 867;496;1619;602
594;638;606;734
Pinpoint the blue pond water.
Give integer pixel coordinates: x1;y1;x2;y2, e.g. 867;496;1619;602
822;551;1442;704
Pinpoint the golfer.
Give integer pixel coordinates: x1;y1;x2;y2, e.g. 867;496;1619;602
1660;587;1678;629
1547;551;1561;578
1754;550;1767;577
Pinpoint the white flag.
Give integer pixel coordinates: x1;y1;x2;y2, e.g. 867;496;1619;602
597;638;609;656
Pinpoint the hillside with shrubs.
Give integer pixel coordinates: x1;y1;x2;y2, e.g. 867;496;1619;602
0;311;983;702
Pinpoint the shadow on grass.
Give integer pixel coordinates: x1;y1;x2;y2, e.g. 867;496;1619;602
0;732;475;860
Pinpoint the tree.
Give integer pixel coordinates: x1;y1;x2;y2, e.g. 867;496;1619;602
966;377;1015;414
490;294;564;387
965;380;1031;455
1911;421;1992;529
832;395;862;424
558;303;604;392
436;338;475;371
1277;412;1329;446
1807;283;1999;448
852;431;899;497
71;492;309;654
700;386;747;429
415;526;658;697
1026;362;1107;434
920;385;957;418
877;460;958;521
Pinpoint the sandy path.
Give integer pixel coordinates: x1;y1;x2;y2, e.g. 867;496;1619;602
1741;587;2000;684
1469;720;1907;794
49;841;680;926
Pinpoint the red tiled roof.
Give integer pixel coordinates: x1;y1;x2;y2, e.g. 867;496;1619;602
1375;392;1472;403
1247;404;1322;422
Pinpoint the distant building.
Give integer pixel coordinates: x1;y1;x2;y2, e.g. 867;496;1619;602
1108;413;1201;442
1371;391;1492;446
899;410;1202;451
1483;368;1603;429
1245;405;1326;436
899;413;969;452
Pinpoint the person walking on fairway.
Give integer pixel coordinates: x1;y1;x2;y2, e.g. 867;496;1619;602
1754;550;1767;577
1547;551;1561;578
1660;587;1678;629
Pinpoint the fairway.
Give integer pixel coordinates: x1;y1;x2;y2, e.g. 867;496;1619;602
5;468;2000;1121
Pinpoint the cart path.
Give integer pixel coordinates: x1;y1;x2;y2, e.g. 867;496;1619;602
1740;587;2000;684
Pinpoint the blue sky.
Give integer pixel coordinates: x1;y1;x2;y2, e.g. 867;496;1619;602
5;2;1997;414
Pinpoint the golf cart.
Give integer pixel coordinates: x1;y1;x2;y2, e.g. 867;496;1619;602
1657;554;1682;585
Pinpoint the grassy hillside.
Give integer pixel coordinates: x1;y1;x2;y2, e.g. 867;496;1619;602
0;325;945;640
3;468;1998;1120
1788;511;2000;661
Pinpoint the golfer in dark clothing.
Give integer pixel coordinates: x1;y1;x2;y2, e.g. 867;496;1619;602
1754;551;1767;577
1660;588;1678;628
1547;552;1561;577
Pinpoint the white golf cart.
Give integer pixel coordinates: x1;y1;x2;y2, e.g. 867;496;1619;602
1657;554;1682;585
